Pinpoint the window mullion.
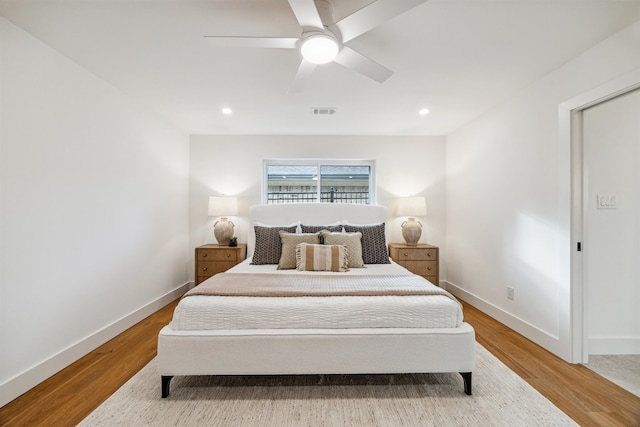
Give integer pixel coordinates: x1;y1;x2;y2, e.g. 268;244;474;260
316;163;321;202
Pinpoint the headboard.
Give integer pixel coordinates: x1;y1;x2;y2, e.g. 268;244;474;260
248;203;388;256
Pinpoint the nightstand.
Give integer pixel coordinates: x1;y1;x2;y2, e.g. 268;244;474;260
388;243;439;286
195;244;247;285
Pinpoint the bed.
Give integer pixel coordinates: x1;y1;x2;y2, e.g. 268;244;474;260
158;203;475;397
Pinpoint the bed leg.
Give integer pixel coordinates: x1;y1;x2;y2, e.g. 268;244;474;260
161;376;173;398
460;372;472;395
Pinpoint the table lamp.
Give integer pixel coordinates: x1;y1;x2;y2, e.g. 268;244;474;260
208;196;238;246
397;196;427;246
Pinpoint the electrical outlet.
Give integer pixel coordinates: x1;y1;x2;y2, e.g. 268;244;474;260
597;194;617;209
507;286;514;300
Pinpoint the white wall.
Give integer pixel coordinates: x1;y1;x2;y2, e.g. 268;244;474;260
189;135;446;278
445;20;640;361
0;18;190;406
583;88;640;355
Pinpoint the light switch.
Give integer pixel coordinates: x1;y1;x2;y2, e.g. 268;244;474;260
597;194;617;210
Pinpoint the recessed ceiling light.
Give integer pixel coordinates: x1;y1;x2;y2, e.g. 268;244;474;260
222;107;233;115
419;108;430;116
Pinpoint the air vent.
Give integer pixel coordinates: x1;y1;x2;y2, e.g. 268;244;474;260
312;107;336;115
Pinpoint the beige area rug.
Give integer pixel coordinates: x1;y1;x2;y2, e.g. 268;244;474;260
79;344;577;426
585;354;640;397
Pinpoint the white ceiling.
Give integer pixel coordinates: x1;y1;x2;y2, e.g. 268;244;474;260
1;0;639;135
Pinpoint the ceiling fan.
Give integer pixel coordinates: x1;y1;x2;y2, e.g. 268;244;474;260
205;0;428;93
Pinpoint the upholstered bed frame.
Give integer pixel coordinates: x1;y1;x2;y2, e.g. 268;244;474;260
158;203;476;397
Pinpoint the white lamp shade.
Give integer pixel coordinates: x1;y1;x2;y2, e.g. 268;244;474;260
208;196;238;216
396;196;427;217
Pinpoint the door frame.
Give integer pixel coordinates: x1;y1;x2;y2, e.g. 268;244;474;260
559;68;640;363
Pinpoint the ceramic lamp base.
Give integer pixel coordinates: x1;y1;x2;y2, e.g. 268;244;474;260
401;217;423;246
213;217;235;246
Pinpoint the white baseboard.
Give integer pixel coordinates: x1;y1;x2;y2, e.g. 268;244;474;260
443;280;567;360
588;337;640;355
0;282;192;408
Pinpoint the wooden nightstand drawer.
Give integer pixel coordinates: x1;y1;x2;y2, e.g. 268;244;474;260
196;260;237;276
395;248;437;261
399;260;437;277
197;248;239;262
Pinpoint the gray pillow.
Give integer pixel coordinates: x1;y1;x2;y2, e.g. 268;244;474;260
343;223;390;264
251;225;298;265
300;224;343;233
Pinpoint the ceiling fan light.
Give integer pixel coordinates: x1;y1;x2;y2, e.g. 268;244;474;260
301;34;338;64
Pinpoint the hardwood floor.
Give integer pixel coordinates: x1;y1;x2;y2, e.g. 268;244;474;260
1;298;639;426
464;301;640;426
0;300;179;427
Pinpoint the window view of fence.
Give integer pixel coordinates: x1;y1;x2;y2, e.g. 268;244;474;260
266;164;371;204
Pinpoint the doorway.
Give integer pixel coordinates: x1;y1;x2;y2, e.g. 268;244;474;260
579;88;640;396
581;88;640;358
562;69;640;364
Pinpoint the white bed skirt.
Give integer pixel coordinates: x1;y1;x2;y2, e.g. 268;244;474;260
158;323;475;376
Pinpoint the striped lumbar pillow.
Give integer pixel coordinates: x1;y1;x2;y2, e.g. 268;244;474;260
296;243;349;272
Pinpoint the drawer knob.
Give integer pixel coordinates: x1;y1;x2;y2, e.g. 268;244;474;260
202;267;207;271
202;253;208;257
427;253;432;257
227;253;231;258
427;267;432;271
403;253;408;256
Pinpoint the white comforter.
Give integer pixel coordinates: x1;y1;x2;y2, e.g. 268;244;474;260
170;259;463;330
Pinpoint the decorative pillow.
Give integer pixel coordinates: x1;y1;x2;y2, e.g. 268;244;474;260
254;221;301;233
278;231;321;270
320;230;364;268
300;224;343;243
300;224;343;233
343;223;390;264
296;243;349;272
251;224;298;265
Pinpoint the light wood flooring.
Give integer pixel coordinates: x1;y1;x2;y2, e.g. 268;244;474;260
1;298;639;426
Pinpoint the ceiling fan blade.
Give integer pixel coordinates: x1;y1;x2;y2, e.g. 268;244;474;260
204;36;299;49
331;0;428;43
288;0;324;29
288;58;317;93
333;46;393;83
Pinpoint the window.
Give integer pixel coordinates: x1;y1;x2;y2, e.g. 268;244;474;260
263;159;376;205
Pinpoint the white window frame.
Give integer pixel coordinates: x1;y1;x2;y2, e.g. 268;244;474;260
262;159;377;205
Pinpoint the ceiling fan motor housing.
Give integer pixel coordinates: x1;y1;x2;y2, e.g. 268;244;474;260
312;0;335;27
